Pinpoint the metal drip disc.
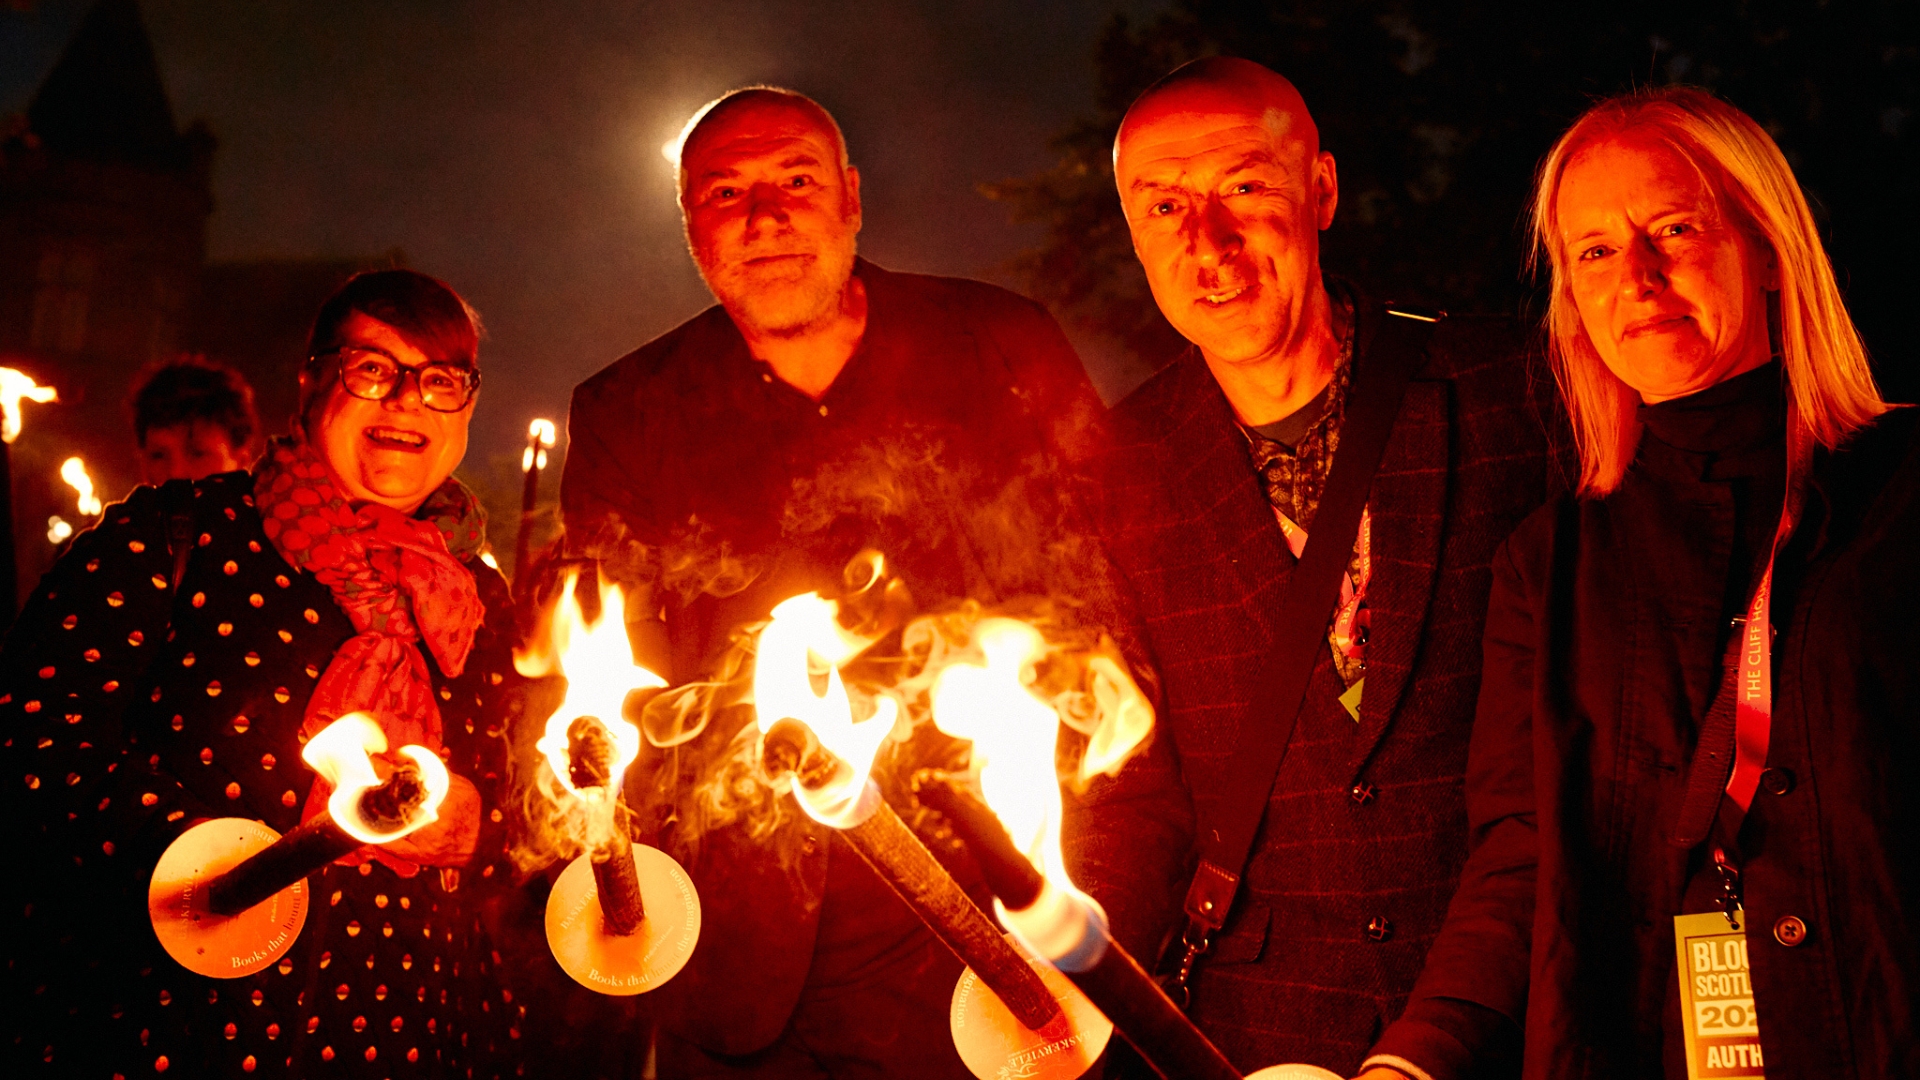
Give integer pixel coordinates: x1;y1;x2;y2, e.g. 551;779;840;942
545;843;701;995
949;935;1112;1080
149;818;309;979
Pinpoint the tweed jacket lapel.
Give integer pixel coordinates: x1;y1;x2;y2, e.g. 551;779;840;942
1157;351;1300;655
1342;297;1451;776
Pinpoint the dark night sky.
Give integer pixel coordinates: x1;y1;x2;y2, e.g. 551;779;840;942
3;0;1157;470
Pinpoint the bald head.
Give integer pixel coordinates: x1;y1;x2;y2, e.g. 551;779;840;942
1116;57;1319;170
1111;57;1340;387
673;86;864;338
675;87;851;200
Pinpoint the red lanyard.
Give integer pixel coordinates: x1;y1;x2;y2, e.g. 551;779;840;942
1710;419;1810;924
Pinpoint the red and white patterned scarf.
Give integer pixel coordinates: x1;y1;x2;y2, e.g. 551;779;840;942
253;437;487;871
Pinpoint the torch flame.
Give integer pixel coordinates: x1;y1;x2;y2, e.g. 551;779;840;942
753;592;897;825
524;418;557;471
60;457;101;517
0;368;57;444
302;713;452;844
929;619;1078;888
930;618;1156;897
519;571;665;801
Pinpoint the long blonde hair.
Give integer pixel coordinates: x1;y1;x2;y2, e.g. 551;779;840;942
1530;86;1887;496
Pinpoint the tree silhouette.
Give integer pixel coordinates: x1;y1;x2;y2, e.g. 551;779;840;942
987;0;1918;402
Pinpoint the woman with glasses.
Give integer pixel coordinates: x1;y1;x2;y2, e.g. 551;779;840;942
1;270;522;1078
1360;87;1915;1080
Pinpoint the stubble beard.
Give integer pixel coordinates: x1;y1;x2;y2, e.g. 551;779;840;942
700;234;859;339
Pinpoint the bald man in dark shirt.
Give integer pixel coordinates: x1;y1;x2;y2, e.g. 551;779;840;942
560;86;1184;1080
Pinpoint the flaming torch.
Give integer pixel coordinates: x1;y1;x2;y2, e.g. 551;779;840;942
753;591;1113;1080
0;367;58;619
59;456;101;518
518;570;701;995
922;621;1336;1080
0;367;58;445
512;418;558;589
147;713;452;979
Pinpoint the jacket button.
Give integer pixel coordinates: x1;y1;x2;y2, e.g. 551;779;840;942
802;834;819;856
1349;783;1376;806
1761;767;1795;796
1366;916;1393;942
1772;915;1809;947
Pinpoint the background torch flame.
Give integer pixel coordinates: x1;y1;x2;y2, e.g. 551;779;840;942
753;592;897;824
0;367;57;444
60;457;101;517
523;418;557;471
519;571;665;802
302;713;451;844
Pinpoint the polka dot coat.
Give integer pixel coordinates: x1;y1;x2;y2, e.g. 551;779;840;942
0;472;523;1078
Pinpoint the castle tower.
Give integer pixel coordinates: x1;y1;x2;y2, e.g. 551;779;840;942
0;0;214;604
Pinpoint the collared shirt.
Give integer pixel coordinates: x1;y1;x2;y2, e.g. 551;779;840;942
564;259;1101;679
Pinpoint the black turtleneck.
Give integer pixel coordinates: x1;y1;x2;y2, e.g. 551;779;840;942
1634;360;1790;621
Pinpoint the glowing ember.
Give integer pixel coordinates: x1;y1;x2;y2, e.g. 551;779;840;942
753;592;897;825
523;418;557;472
59;457;101;517
0;367;57;444
302;713;451;844
518;571;665;802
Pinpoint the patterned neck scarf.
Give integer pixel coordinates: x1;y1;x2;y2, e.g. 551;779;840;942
1245;291;1358;530
253;437;487;870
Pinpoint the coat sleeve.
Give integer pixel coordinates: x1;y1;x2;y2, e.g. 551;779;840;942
1365;523;1544;1080
0;490;219;928
1059;531;1195;969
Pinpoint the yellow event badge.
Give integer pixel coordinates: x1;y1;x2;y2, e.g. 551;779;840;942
1673;910;1766;1078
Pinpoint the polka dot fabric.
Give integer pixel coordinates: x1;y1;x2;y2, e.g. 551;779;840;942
0;472;523;1077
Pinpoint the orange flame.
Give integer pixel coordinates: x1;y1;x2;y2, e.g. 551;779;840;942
60;456;101;517
930;618;1154;895
0;367;57;444
516;571;666;803
753;592;897;825
930;619;1077;889
302;713;451;844
523;418;557;471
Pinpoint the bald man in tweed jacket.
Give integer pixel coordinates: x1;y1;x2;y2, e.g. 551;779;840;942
1074;58;1566;1075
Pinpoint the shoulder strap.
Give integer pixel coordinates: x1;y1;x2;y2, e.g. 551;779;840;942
1173;302;1441;992
159;479;196;592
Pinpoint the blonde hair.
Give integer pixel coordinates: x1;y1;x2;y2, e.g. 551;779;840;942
1530;85;1887;496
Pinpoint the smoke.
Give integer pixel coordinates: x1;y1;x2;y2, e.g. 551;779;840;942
517;426;1155;875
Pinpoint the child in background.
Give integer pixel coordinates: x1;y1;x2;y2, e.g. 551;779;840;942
130;357;260;484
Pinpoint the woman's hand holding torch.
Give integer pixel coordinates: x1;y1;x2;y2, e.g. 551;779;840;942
150;712;455;978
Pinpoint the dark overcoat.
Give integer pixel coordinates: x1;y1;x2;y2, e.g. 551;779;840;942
1376;406;1920;1078
0;471;521;1078
1088;294;1564;1074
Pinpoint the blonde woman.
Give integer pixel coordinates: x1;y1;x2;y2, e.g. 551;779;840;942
1358;87;1914;1080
